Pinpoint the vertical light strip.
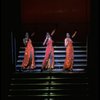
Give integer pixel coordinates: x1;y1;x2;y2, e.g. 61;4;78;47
11;32;14;64
14;37;16;68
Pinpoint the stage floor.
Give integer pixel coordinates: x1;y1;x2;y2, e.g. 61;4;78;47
16;68;86;74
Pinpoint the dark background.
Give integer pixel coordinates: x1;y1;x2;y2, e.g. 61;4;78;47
1;0;99;100
21;0;90;42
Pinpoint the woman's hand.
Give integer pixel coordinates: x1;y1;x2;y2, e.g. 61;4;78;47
43;43;45;46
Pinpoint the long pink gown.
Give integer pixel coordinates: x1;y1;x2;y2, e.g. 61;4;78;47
64;38;74;70
42;39;54;69
22;39;35;69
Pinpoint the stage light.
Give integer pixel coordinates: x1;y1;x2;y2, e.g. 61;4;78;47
50;92;54;95
51;76;53;78
47;76;50;79
51;81;55;84
45;87;49;89
44;99;48;100
50;87;54;89
46;81;49;84
49;98;54;100
44;92;48;95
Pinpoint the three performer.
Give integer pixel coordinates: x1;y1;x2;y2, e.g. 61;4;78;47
21;30;76;71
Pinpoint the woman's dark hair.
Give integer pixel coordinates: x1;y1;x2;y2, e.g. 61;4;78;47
66;33;70;38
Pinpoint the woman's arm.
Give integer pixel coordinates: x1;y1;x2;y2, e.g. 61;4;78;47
23;38;28;46
51;29;56;36
72;31;77;38
64;38;68;47
43;36;48;46
31;32;35;37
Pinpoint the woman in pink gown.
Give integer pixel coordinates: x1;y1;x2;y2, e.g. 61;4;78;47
21;32;35;69
41;33;54;71
64;33;74;71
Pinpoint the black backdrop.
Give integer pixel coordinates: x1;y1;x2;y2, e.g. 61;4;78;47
1;0;99;100
20;0;90;42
